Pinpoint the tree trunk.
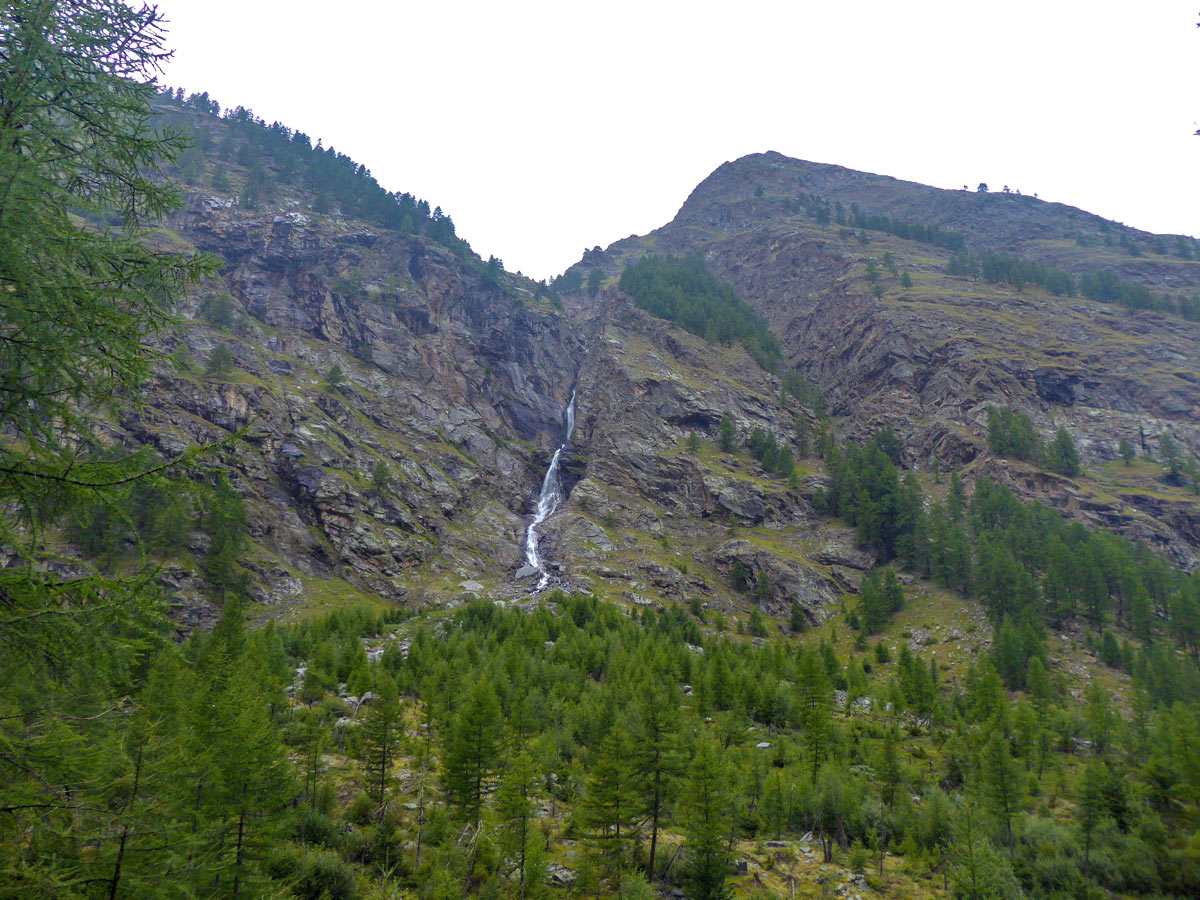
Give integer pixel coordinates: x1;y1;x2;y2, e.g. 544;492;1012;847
648;784;661;880
232;783;248;898
107;743;144;900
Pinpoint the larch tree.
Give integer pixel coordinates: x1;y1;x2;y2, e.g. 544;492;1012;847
0;1;212;893
443;677;503;828
358;673;403;814
980;732;1023;860
630;682;684;880
681;736;732;900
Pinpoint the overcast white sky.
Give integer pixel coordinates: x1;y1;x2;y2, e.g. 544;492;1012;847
153;1;1198;280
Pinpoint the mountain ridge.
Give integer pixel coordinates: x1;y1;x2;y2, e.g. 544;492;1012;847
55;91;1198;616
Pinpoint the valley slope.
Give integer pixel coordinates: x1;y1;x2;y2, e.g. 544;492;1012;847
112;104;1200;630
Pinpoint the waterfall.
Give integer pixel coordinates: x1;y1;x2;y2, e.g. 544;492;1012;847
521;390;576;590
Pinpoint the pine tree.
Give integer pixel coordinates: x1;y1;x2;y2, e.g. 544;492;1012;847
980;732;1022;859
206;341;236;378
1084;681;1115;754
372;459;393;492
297;706;328;814
187;606;293;898
794;414;810;457
1160;432;1184;478
681;737;732;900
580;725;639;887
630;683;684;880
993;617;1026;690
1184;455;1200;495
496;749;543;898
1048;426;1081;476
1170;582;1200;667
796;650;833;777
587;267;604;297
1078;759;1108;871
950;801;1021;900
789;599;807;633
918;789;954;891
324;362;348;392
0;3;212;892
358;674;403;814
1026;655;1052;754
748;604;768;635
718;415;737;452
878;725;903;808
813;763;851;863
203;475;250;599
443;678;503;827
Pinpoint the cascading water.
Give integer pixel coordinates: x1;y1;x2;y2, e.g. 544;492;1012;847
521;390;576;591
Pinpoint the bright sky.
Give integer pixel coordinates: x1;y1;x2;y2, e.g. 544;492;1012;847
153;1;1199;280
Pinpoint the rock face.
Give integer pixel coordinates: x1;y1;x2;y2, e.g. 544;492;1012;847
567;152;1200;566
109;114;1200;624
126;122;586;609
541;296;856;616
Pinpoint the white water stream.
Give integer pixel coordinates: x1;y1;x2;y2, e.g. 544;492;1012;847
521;390;576;590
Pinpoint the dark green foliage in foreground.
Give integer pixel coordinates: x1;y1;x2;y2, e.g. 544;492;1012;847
0;5;219;892
8;569;1200;900
619;255;782;372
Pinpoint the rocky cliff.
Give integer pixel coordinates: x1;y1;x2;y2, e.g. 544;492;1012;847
566;152;1200;568
100;106;1200;629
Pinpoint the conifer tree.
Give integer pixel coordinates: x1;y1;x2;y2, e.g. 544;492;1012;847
950;801;1022;900
1084;681;1115;753
993;617;1026;690
812;763;851;863
496;749;543;898
878;725;903;808
1160;432;1184;478
1078;760;1108;871
443;678;503;828
297;706;328;814
206;341;236;378
630;683;684;880
681;737;732;900
324;362;348;392
918;789;954;890
1048;426;1081;476
718;415;737;452
980;732;1022;859
358;673;403;814
796;650;833;777
187;604;293;898
948;472;967;521
789;599;807;633
580;725;639;887
0;4;213;890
